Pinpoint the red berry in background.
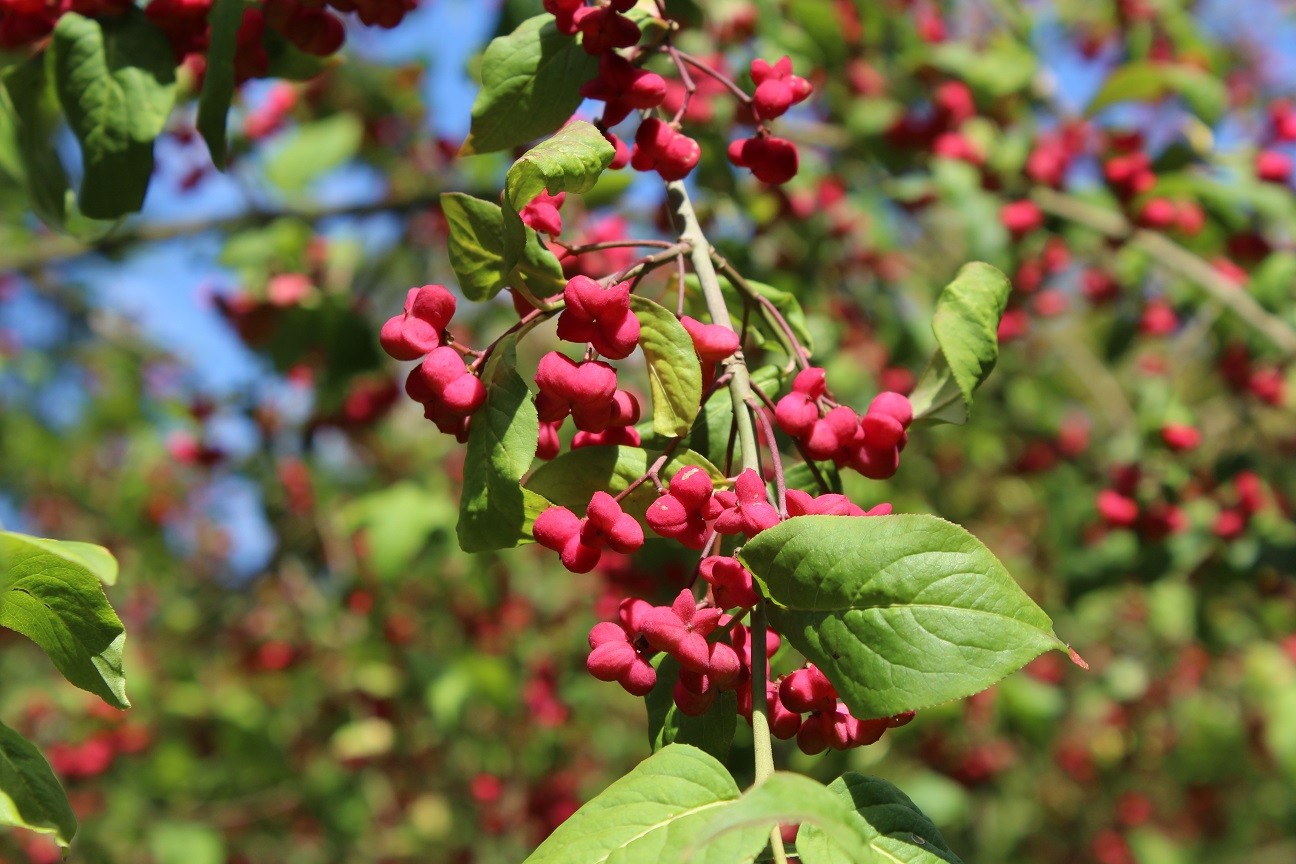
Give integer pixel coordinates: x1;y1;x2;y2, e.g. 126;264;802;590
555;276;641;359
1000;200;1044;237
728;135;800;184
679;316;739;363
1159;424;1201;451
1097;489;1139;528
631;118;701;182
1136;197;1179;229
1213;508;1247;541
1255;149;1292;184
749;55;812;120
380;284;456;360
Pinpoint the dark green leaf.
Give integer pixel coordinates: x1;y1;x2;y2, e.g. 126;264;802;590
915;261;1009;420
796;773;963;864
440;192;566;302
0;720;76;848
525;445;720;529
0;531;129;708
463;15;598;156
738;515;1065;717
646;656;737;761
457;335;542;552
0;56;70;230
630;295;705;437
196;0;244;169
522;744;762;864
51;11;177;219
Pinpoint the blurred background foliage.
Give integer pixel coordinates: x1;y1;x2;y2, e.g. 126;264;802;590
2;0;1295;863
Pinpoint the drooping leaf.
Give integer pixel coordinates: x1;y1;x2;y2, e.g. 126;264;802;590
524;445;720;529
462;15;599;156
196;0;244;169
796;773;963;864
0;721;76;848
501;121;615;279
1086;62;1227;124
457;335;542;553
522;744;764;864
440;192;566;302
910;262;1009;424
0;56;70;230
264;113;363;194
646;656;737;761
738;515;1066;717
630;295;705;437
0;531;129;708
686;772;872;862
51;11;177;219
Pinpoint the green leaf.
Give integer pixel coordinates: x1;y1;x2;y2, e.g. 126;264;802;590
264;113;363;194
196;0;244;169
0;56;70;230
522;744;763;864
457;335;541;553
0;531;129;708
51;11;177;219
149;821;227;864
796;773;963;864
913;261;1009;422
646;657;737;761
440;192;566;302
525;445;720;529
908;353;967;426
462;15;598;156
629;295;705;437
738;515;1065;718
339;482;456;581
921;38;1037;99
0;720;76;848
687;772;871;862
1086;62;1227;124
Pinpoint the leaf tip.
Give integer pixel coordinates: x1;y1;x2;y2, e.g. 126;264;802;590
1066;645;1089;671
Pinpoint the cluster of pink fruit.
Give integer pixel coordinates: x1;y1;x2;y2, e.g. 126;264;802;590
542;0;811;186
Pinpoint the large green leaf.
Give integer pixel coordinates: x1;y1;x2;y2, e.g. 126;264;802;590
51;11;177;219
645;657;737;761
687;772;873;862
738;515;1065;718
796;773;963;864
501;121;615;281
264;114;363;194
524;445;720;529
457;335;543;553
0;721;76;848
630;295;705;437
339;482;456;581
0;532;128;708
522;744;764;864
1086;62;1227;124
909;262;1009;424
440;192;566;302
196;0;244;169
503;119;617;211
462;14;598;155
0;56;70;230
